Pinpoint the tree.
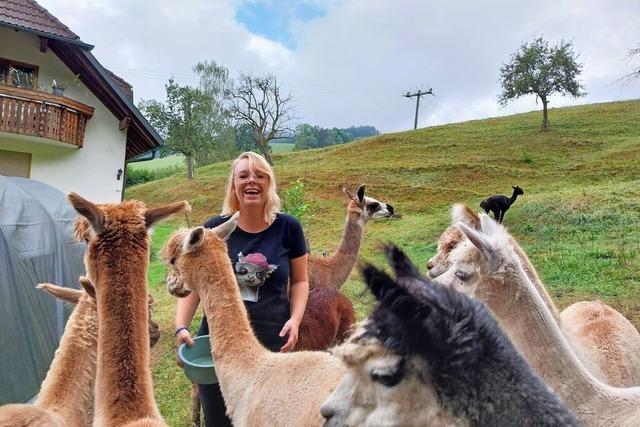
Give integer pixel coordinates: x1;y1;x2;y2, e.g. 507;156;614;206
226;73;295;165
139;61;233;179
621;43;640;83
499;37;585;130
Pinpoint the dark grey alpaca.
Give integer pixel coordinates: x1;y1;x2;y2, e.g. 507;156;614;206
363;245;580;426
480;185;524;222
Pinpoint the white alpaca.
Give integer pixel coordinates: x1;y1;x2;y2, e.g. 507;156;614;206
162;219;345;427
433;214;640;425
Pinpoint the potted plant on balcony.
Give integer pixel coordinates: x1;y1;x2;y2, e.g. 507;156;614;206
52;80;65;96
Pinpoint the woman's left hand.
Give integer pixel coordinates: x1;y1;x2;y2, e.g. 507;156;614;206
279;318;300;352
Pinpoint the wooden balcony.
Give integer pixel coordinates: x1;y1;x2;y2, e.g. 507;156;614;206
0;85;94;147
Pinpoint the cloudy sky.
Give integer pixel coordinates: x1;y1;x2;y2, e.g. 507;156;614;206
41;0;640;132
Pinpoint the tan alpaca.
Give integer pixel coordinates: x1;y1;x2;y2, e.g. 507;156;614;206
308;184;394;290
67;193;190;427
434;214;640;425
162;220;345;427
0;278;97;427
427;203;640;387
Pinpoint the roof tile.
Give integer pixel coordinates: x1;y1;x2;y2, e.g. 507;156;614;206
0;0;79;40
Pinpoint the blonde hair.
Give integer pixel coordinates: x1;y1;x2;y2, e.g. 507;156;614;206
221;151;281;224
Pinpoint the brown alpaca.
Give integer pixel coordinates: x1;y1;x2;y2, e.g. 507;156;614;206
0;278;97;427
162;221;345;427
428;203;640;387
308;184;394;290
296;288;356;351
67;193;190;427
435;215;640;425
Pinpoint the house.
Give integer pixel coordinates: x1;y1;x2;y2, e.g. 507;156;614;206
0;0;162;202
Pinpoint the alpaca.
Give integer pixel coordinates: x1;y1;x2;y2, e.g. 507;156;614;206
428;203;640;387
308;184;394;290
432;214;640;425
161;220;345;427
67;193;190;427
479;185;523;222
0;278;97;427
321;246;579;426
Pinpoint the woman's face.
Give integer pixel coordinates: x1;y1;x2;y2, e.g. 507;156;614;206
233;158;269;211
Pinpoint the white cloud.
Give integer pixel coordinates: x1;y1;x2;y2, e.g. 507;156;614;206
245;35;294;68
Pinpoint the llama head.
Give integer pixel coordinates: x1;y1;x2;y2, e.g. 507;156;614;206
432;214;518;298
426;204;480;278
343;184;394;223
512;186;524;196
68;193;190;287
162;217;237;297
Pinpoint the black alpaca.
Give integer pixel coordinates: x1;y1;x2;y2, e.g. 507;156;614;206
479;185;524;222
361;245;580;426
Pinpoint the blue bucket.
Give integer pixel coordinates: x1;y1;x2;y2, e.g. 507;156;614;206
178;335;218;384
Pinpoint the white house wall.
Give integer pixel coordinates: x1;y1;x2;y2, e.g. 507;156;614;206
0;27;127;203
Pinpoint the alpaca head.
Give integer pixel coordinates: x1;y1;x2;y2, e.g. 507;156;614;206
431;214;519;298
343;184;394;223
512;186;524;196
161;217;237;297
426;204;480;278
68;193;190;286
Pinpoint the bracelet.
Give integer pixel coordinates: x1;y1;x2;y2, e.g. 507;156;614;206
174;326;189;336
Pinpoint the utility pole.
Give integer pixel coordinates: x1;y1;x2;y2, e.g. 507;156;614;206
404;88;434;129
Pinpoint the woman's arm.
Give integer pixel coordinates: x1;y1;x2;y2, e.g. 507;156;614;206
174;291;201;364
279;253;309;352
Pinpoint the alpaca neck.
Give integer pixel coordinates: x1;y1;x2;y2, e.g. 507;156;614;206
481;260;638;414
94;249;159;424
36;296;97;424
509;190;519;205
325;212;365;286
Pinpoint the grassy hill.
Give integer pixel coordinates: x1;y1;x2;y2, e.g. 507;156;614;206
129;100;640;426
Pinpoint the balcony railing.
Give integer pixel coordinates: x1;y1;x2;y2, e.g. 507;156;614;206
0;85;94;147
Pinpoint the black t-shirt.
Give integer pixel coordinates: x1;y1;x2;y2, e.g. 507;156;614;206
199;213;307;349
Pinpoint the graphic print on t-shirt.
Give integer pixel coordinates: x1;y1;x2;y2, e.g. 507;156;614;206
234;252;278;302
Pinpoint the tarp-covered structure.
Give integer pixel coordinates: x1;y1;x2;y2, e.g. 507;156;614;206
0;176;85;404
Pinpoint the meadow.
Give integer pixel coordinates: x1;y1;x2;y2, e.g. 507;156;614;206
128;100;640;426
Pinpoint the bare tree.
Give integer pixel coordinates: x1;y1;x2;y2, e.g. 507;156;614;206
226;73;295;165
620;44;640;84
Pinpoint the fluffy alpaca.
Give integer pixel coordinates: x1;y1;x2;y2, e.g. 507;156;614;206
67;193;190;427
321;246;579;426
428;203;640;387
162;220;345;427
0;278;97;427
479;185;523;223
433;214;640;425
296;288;356;351
308;184;394;290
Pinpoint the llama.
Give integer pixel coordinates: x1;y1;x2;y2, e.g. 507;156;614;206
479;185;523;222
0;278;97;427
67;193;190;427
427;203;640;387
308;184;394;290
320;247;579;426
161;220;345;427
432;214;640;425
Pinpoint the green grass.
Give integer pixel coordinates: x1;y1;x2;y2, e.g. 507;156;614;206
128;154;186;171
131;100;640;426
270;142;295;154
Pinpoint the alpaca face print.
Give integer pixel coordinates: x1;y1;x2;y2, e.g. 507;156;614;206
234;252;278;302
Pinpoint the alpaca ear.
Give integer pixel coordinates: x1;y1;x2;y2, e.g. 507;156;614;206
356;184;366;203
211;216;237;241
68;193;104;235
145;201;191;229
457;222;498;266
382;244;422;281
184;227;206;252
343;187;356;201
79;276;96;299
451;203;480;229
37;283;83;304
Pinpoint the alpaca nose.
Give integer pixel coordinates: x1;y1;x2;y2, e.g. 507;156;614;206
320;403;334;420
426;259;434;270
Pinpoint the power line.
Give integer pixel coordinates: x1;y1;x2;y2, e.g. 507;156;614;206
404;88;434;129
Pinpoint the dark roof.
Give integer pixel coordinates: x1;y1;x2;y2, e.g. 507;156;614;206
0;0;162;159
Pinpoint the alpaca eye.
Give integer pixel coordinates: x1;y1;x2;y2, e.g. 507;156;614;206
367;202;380;212
371;370;403;387
455;271;469;282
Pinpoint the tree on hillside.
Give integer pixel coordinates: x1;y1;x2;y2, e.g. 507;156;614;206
621;43;640;83
499;37;585;130
139;61;233;179
225;73;295;165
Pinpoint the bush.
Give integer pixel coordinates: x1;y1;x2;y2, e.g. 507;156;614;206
281;179;310;227
125;165;184;187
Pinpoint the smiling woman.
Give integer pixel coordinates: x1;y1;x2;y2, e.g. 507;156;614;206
174;151;309;427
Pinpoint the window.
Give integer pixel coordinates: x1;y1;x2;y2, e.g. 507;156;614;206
0;150;31;178
0;58;38;89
